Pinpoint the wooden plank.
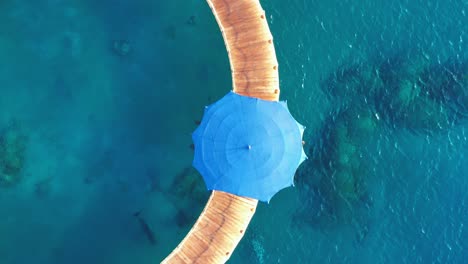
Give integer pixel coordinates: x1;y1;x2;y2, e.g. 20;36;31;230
207;0;280;100
162;191;258;263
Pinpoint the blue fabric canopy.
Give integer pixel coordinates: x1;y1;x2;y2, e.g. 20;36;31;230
192;91;307;202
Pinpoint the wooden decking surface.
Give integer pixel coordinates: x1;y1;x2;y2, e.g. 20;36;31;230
162;191;258;263
208;0;280;101
162;0;279;263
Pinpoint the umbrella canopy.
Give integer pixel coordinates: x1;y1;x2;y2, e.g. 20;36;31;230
192;91;307;202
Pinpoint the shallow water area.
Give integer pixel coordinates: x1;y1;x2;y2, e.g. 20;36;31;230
1;0;467;264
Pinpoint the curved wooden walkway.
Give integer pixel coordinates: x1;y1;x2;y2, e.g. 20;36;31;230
162;0;279;263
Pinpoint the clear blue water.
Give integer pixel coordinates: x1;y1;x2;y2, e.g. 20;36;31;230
0;0;467;263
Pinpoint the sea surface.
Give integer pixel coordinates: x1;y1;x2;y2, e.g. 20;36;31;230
0;0;467;263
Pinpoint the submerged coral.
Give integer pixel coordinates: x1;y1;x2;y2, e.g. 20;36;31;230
0;122;27;187
421;59;468;118
322;61;383;110
377;53;464;132
324;52;467;134
296;106;379;230
297;52;468;234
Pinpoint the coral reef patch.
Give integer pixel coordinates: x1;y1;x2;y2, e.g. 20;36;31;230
0;121;28;187
296;52;467;233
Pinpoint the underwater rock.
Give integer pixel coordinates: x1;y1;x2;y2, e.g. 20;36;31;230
322;62;383;110
134;211;157;245
297;51;467;231
168;166;209;227
186;15;196;26
0;122;27;187
324;52;467;134
316;108;378;169
421;59;468;118
112;39;132;57
175;210;191;228
172;167;208;205
377;53;460;132
295;108;379;227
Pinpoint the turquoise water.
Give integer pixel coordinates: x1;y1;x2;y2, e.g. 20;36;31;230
0;0;466;263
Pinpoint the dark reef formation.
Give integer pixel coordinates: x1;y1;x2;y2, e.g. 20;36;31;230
296;107;378;229
422;59;468;119
376;53;465;132
296;52;467;233
0;121;27;187
169;166;209;228
322;61;382;110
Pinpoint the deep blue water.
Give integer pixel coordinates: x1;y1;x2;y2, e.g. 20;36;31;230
0;0;467;263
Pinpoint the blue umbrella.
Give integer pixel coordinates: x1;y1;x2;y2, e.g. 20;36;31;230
192;91;307;202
